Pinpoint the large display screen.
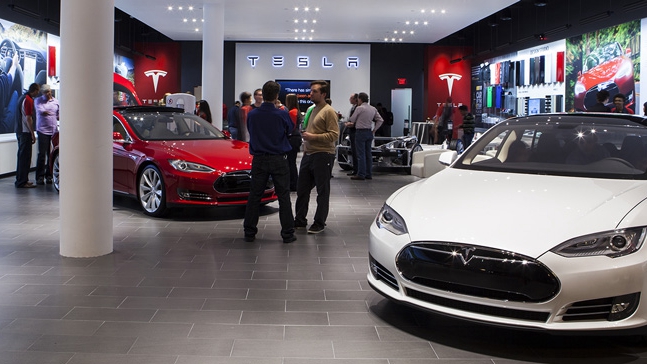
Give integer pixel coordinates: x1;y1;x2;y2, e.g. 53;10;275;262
276;79;331;112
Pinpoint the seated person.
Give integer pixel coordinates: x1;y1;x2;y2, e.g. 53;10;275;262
566;130;609;164
505;140;530;163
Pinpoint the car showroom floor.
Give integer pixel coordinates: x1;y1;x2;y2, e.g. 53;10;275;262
1;165;647;364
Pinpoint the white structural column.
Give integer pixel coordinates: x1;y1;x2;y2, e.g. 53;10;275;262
59;0;114;257
202;2;225;130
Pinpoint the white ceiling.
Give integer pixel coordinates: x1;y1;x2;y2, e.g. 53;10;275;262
114;0;517;43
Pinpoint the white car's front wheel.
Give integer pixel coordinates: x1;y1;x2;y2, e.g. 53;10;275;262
138;165;167;217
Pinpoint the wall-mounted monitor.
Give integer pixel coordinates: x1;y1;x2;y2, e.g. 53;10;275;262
275;79;331;112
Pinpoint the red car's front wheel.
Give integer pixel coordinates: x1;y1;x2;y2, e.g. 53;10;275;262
138;165;167;217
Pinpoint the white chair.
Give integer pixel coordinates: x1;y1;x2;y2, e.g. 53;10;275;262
410;148;447;178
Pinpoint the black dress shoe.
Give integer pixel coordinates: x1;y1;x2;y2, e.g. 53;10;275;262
283;235;297;244
347;172;357;176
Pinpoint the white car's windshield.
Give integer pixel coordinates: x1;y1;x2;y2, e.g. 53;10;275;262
455;114;647;179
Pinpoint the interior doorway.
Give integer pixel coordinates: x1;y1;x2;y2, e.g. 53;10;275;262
391;88;412;137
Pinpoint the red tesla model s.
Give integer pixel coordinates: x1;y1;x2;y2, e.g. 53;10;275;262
50;74;277;217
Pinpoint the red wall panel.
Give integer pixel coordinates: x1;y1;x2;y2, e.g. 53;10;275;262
133;42;182;105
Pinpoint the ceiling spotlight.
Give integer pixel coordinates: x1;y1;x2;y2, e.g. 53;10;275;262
391;37;396;41
192;18;196;22
423;21;428;25
294;7;298;11
309;36;313;40
302;29;306;33
294;29;299;33
431;9;436;13
312;19;317;23
194;28;199;32
534;0;547;6
405;21;410;25
304;19;308;23
410;30;414;34
304;7;309;11
294;19;298;23
167;6;173;11
188;6;193;11
394;30;398;34
414;21;419;25
384;38;388;41
500;9;512;21
314;7;319;11
311;29;314;33
399;38;403;42
183;18;187;22
441;9;446;14
178;6;183;10
421;9;426;13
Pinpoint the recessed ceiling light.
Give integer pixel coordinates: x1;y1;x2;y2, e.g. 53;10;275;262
394;30;398;34
421;9;425;13
304;7;309;11
391;37;396;41
294;19;298;23
431;9;436;13
178;6;183;10
301;36;306;40
192;18;196;22
410;30;414;34
311;29;314;33
423;21;428;25
441;9;446;13
302;29;306;33
405;21;410;25
188;6;193;11
414;21;419;25
304;19;308;23
309;36;313;40
312;19;317;24
399;38;403;42
384;38;388;41
294;7;298;11
194;28;199;32
294;29;299;33
183;18;187;22
314;7;319;12
168;6;173;11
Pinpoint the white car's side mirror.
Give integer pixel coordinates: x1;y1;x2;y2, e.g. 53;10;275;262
438;150;458;166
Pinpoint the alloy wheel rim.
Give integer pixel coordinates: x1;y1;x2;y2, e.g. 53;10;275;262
140;169;162;213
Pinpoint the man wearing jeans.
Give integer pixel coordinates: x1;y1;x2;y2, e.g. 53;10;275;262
294;80;339;234
243;80;296;244
15;83;40;188
34;84;59;185
348;92;383;181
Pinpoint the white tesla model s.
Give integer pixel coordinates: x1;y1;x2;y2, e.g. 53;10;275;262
369;113;647;332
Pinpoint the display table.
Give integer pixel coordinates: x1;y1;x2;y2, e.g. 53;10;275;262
411;122;433;144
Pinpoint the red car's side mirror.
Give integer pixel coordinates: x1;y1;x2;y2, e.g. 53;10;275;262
222;130;232;139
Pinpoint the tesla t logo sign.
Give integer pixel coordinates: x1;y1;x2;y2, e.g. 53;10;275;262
439;73;462;96
144;70;168;93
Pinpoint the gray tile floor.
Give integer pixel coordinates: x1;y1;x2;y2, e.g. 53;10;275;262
2;166;647;363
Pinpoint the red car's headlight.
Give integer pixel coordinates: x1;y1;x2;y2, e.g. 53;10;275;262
168;159;215;173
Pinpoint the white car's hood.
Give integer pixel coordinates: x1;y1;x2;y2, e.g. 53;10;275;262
389;169;647;258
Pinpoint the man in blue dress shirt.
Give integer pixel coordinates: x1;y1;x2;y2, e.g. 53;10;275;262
243;80;296;244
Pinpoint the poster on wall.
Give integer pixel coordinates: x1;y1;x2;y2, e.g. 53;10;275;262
0;18;48;134
47;35;60;90
275;79;331;112
113;54;135;85
566;19;640;112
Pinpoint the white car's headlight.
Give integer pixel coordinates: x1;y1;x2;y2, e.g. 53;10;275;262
551;227;646;258
169;159;215;173
375;203;408;235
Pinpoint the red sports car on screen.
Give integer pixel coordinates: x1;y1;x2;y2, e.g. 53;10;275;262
50;74;277;217
574;42;635;112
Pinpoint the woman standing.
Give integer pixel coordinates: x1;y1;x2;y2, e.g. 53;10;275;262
195;100;213;124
